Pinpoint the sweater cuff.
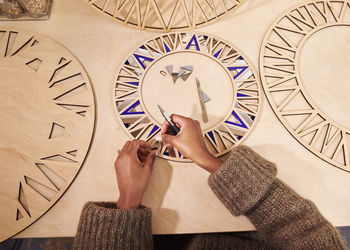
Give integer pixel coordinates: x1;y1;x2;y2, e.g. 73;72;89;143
208;146;277;216
73;202;153;250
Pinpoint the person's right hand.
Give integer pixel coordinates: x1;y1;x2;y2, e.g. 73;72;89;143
161;114;222;173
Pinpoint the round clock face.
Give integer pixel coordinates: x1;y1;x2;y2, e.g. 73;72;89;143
0;28;95;241
113;32;261;162
85;0;246;32
260;0;350;172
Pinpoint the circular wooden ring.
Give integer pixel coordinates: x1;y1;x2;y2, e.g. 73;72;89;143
259;0;350;172
84;0;247;32
113;32;261;162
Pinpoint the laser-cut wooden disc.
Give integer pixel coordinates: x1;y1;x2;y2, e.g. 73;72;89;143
0;28;95;241
85;0;246;32
113;32;261;162
259;0;350;172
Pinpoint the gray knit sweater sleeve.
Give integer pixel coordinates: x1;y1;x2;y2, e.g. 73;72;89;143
73;202;153;250
208;145;347;250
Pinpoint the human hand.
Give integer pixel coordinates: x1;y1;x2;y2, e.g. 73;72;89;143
161;114;222;173
115;140;156;209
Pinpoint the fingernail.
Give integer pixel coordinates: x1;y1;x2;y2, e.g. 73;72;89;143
156;136;162;142
156;148;160;156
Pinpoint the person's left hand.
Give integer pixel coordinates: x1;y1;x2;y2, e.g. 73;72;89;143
115;140;156;209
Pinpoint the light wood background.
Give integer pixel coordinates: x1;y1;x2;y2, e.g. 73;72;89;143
0;27;95;242
1;0;349;238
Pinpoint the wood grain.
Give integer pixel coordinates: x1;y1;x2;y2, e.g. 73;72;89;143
0;28;95;241
259;0;350;172
84;0;246;32
1;0;350;239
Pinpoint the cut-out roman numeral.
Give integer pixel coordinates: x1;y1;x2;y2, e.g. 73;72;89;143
18;182;31;218
56;103;90;117
24;175;58;201
35;163;67;191
49;122;65;139
41;154;77;163
260;0;350;171
25;58;42;72
86;0;245;31
16;209;24;221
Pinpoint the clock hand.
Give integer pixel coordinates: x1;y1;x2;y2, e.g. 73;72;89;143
196;78;209;123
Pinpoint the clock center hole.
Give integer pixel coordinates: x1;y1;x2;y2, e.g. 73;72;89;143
299;25;350;129
141;51;234;131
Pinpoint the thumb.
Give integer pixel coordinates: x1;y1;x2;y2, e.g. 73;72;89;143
161;134;178;147
144;150;156;171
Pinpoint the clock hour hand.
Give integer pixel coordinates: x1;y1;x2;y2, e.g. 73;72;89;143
196;78;209;123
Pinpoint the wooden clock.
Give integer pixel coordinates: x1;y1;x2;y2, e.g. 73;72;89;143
113;32;261;162
260;0;350;172
0;28;95;241
84;0;246;32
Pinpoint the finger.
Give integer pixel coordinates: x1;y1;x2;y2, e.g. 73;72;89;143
130;141;152;160
139;141;153;152
168;147;176;157
137;140;151;149
117;149;121;155
162;134;178;148
138;147;150;156
169;114;188;128
144;150;156;171
137;146;151;162
121;141;131;152
138;153;148;163
129;140;149;152
161;121;171;135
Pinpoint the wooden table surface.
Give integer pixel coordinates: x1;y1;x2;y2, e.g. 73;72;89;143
2;0;349;238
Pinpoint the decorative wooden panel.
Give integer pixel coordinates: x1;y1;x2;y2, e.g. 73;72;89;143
113;32;261;162
0;28;95;241
84;0;246;31
260;0;350;172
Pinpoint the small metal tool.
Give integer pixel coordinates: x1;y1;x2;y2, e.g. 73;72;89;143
151;140;161;150
157;105;180;135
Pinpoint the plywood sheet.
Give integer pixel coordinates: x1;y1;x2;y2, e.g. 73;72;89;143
1;0;349;238
0;28;95;241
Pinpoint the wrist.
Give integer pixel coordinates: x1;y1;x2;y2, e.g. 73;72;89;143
117;194;142;209
195;152;223;173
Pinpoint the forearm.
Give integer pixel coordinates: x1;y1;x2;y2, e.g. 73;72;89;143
247;179;346;249
208;146;346;249
73;202;153;250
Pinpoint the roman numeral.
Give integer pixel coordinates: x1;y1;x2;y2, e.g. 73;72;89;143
205;125;241;154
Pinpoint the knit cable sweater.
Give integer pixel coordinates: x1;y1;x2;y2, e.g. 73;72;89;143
73;146;347;250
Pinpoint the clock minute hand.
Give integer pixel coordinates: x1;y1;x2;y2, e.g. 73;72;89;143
196;78;209;123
